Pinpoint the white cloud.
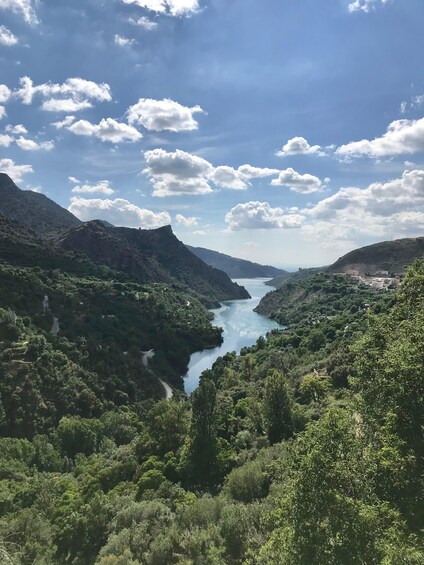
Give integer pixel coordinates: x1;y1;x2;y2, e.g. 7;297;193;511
15;136;54;151
122;0;199;17
193;230;206;236
225;201;305;231
0;106;6;119
68;176;80;184
127;98;204;132
348;0;389;13
68;196;171;229
211;166;249;190
15;76;112;112
301;169;424;245
271;167;323;193
71;180;115;195
52;115;76;129
0;84;11;104
144;149;284;195
175;213;198;226
129;16;158;29
0;0;38;25
0;158;33;182
41;98;93;113
114;34;136;47
337;117;424;158
6;123;27;134
0;134;13;147
309;169;424;221
276;136;323;157
0;25;18;45
144;148;214;196
68;118;142;143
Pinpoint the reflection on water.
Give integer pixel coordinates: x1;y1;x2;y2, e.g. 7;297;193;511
184;278;282;393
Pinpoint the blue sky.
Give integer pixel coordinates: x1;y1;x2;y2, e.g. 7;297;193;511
1;0;423;268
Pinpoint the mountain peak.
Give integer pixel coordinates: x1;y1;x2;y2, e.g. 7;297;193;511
0;174;81;236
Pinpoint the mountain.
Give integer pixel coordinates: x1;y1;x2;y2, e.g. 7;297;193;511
265;267;324;288
0;174;249;305
328;237;424;275
0;173;81;235
186;245;287;278
265;237;424;288
57;222;250;306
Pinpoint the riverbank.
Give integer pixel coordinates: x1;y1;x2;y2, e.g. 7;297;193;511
183;278;282;393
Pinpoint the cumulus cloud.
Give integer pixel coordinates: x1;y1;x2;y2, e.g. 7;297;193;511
68;196;171;229
348;0;389;13
0;85;11;104
15;76;112;112
3;124;54;151
71;180;115;195
52;115;76;129
122;0;199;17
144;149;288;196
68;176;80;184
0;134;13;147
15;137;54;151
301;169;424;245
0;158;33;182
337;117;424;158
276;136;323;157
127;98;204;132
271;167;323;193
114;34;136;47
144;148;214;196
42;99;93;113
68;118;142;143
225;201;305;231
129;16;158;29
0;0;38;25
6;123;27;134
309;169;424;221
175;213;198;226
0;25;18;45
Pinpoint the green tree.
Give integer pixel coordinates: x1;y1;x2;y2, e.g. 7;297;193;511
263;369;293;444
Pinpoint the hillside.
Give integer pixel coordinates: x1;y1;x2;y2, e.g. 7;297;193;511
0;175;249;306
58;222;250;306
328;236;424;275
0;173;81;235
187;245;287;278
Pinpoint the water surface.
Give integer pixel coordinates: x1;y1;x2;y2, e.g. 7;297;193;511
184;278;281;393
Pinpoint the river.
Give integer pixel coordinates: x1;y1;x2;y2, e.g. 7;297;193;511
184;278;282;393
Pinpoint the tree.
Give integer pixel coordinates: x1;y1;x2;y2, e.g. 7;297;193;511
180;379;219;488
263;370;293;444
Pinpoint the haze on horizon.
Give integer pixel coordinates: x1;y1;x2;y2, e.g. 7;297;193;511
0;0;423;268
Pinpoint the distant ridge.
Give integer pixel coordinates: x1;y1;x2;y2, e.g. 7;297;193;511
265;236;424;288
0;173;81;235
328;237;424;275
186;245;287;278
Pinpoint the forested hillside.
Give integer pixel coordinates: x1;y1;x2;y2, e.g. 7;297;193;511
1;249;422;563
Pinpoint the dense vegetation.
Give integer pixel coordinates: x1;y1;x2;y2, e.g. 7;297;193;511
1;246;422;563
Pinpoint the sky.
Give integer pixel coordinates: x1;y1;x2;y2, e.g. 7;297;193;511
0;0;423;268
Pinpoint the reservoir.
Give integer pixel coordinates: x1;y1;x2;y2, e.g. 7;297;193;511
184;278;282;393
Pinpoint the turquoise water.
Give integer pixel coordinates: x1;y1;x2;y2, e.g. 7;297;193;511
184;278;282;393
